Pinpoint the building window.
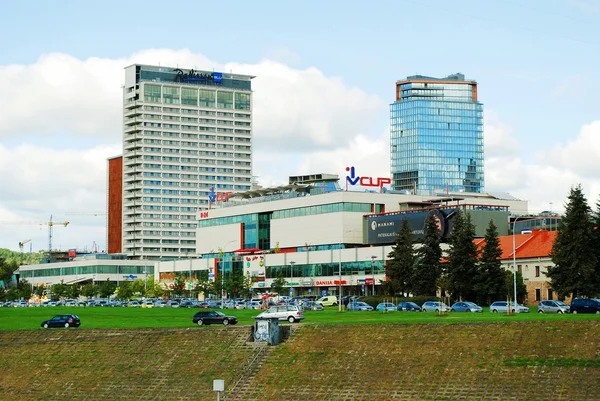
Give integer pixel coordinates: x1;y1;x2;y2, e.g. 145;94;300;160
163;86;180;104
217;91;234;109
547;288;553;300
535;266;540;278
199;90;215;108
517;265;522;274
235;92;251;110
535;288;541;302
144;84;161;103
181;88;198;106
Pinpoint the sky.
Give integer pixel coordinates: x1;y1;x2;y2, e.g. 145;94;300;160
1;0;600;253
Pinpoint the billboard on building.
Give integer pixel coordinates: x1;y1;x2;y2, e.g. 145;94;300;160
366;208;455;245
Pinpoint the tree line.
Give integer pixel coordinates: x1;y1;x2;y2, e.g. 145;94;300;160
0;270;256;302
384;210;526;305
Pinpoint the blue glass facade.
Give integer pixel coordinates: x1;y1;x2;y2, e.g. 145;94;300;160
390;74;484;194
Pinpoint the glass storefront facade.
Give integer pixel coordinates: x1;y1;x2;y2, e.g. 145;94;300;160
20;264;150;279
390;74;484;194
266;260;385;279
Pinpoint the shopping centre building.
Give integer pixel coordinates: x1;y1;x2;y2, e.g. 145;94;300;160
18;174;559;303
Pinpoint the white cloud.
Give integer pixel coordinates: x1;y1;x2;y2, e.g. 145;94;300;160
537;121;600;178
1;48;600;252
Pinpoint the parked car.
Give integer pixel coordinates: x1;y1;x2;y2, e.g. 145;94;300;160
315;296;338;307
421;301;451;312
489;301;530;313
347;301;374;311
41;314;81;329
450;302;483;313
141;300;154;309
304;301;324;311
570;298;600;314
376;302;397;312
246;301;262;310
537;300;570;314
397;302;421;312
256;305;304;323
179;301;195;308
192;311;238;326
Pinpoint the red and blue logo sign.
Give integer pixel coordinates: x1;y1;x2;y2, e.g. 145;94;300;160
345;166;391;187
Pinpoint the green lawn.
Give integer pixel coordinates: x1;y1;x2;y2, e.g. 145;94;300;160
0;305;598;331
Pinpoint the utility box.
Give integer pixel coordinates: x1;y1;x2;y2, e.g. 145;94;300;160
253;317;280;345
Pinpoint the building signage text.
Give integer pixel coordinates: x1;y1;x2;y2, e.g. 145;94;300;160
315;280;348;286
173;69;223;84
345;166;392;187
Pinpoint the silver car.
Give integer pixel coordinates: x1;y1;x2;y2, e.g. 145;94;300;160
421;301;451;312
537;300;570;314
490;301;530;313
256;305;304;323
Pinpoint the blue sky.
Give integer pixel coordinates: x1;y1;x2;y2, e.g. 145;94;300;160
1;0;600;251
2;0;599;151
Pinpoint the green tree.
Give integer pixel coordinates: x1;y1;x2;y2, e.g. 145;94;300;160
99;279;116;299
504;270;527;303
51;280;69;301
34;284;47;298
592;197;600;293
548;185;598;298
81;283;99;299
194;275;212;299
386;218;415;296
146;281;165;299
131;279;145;296
0;286;6;301
6;286;18;301
446;211;479;301
116;280;134;300
412;213;443;296
210;278;224;299
0;258;18;283
65;284;81;299
171;276;186;297
17;280;32;300
225;271;246;299
271;269;287;297
475;220;506;305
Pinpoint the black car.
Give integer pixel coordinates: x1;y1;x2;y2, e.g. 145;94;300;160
41;314;81;328
570;298;600;314
192;311;238;326
397;302;422;312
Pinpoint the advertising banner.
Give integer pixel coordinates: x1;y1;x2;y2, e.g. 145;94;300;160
366;208;454;244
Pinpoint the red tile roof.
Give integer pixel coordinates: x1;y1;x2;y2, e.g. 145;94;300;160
476;230;556;260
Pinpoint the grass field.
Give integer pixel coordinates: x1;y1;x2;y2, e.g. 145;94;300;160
1;305;598;330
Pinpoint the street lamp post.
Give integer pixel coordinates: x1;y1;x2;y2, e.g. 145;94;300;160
289;261;295;298
338;229;354;313
221;239;237;304
370;256;377;296
512;216;520;314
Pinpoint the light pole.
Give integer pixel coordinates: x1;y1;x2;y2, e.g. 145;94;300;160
143;269;147;294
189;257;193;299
512;216;520;314
338;229;354;313
370;255;377;296
221;239;237;303
289;261;295;299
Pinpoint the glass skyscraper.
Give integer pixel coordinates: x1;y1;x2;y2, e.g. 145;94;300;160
390;73;484;194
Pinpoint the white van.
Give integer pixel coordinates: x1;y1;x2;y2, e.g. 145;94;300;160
315;295;338;307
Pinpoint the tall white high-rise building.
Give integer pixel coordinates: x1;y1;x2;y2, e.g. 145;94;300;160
120;64;254;259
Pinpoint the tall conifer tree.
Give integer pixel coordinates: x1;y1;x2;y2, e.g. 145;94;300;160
412;213;442;296
446;211;479;301
548;185;598;298
475;220;505;305
386;218;415;296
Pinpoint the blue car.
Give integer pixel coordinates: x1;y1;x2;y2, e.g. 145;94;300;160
450;302;483;313
376;302;396;312
397;302;421;312
347;301;374;311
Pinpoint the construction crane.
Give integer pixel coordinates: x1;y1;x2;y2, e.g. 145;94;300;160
18;239;31;253
0;215;69;252
64;212;107;217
